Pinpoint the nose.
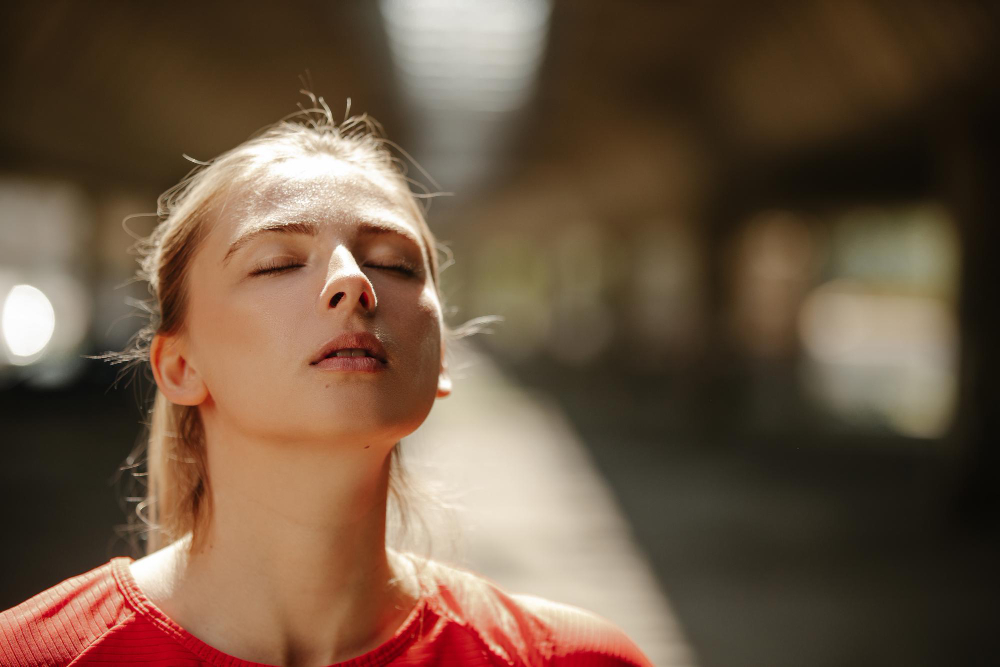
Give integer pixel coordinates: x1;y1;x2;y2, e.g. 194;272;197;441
319;245;377;314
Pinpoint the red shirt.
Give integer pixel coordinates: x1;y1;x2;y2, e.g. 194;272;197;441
0;556;652;666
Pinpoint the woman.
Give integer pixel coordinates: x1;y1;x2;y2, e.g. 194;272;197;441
0;97;652;667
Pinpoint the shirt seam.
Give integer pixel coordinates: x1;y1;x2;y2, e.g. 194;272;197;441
64;608;138;667
423;591;524;667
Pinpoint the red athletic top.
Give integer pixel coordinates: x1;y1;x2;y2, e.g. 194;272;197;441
0;556;652;666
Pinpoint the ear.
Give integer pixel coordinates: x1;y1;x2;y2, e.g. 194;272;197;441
150;333;209;406
436;341;452;399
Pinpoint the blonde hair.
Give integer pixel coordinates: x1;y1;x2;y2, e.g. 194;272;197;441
99;95;493;559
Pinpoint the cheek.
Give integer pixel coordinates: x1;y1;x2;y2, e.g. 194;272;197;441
186;276;303;395
389;287;444;431
384;283;443;399
411;287;443;372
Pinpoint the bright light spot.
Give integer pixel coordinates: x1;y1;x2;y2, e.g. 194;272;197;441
798;280;958;438
2;284;56;362
380;0;552;112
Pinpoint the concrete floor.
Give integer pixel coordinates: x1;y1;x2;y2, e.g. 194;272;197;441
507;356;996;667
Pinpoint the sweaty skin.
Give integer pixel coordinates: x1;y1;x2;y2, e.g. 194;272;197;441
134;154;451;667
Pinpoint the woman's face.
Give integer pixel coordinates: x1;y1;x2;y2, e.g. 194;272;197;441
178;154;447;448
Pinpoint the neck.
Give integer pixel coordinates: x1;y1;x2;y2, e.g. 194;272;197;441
138;418;421;667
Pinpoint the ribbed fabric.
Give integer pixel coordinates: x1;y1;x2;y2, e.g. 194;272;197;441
1;557;652;666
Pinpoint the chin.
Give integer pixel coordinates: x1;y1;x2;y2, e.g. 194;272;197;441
305;410;419;443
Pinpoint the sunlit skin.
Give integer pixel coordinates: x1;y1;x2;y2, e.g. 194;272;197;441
131;154;452;667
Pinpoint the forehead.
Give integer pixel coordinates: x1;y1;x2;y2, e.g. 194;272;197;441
212;155;425;252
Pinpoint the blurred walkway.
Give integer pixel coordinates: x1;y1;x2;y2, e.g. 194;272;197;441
401;343;695;666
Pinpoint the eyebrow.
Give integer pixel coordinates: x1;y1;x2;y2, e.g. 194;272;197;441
221;219;424;267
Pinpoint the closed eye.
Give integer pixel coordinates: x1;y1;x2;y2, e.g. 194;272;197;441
366;262;417;277
249;261;304;276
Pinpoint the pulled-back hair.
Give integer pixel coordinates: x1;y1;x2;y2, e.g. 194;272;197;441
96;94;493;558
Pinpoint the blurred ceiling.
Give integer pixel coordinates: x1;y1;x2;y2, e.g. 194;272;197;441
0;0;996;193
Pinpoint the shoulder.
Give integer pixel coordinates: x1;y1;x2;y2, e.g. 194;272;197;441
0;558;133;667
415;556;653;666
509;593;654;666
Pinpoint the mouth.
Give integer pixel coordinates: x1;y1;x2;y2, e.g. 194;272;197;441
321;348;378;360
312;353;385;373
311;331;388;366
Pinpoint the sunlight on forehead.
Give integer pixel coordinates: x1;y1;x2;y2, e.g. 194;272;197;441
263;154;403;207
233;155;409;220
218;156;427;267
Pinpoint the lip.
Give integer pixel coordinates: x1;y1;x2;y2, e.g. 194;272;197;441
313;355;384;373
310;331;388;366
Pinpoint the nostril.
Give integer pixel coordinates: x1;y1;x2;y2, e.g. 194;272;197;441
330;292;345;308
359;292;369;308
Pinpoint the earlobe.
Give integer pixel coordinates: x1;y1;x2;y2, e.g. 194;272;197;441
150;333;208;406
436;344;452;399
436;368;452;399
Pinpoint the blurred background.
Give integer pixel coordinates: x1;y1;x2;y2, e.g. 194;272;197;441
1;1;998;665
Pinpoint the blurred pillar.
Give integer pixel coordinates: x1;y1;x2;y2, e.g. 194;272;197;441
695;159;760;447
939;77;1000;529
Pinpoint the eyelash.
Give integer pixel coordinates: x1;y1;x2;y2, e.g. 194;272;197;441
249;260;417;277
